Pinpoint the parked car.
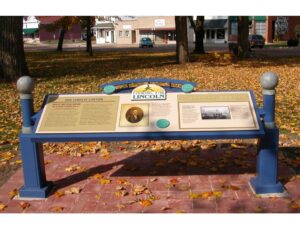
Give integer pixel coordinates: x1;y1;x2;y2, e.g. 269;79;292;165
249;34;265;48
139;37;153;48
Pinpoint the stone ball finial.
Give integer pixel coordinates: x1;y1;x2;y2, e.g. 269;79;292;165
17;76;35;94
260;72;279;90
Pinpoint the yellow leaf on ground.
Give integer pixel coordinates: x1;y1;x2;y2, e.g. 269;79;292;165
139;199;152;207
116;178;131;186
54;191;65;198
160;206;171;211
64;187;81;195
178;184;189;191
100;148;111;159
0;152;15;161
175;210;186;213
15;160;22;164
95;194;101;200
125;200;138;205
288;202;300;209
231;143;246;149
8;189;19;199
65;164;84;172
99;178;111;185
254;206;264;213
133;185;150;195
51;206;64;212
202;191;213;198
90;173;104;180
44;160;52;165
189;192;202;199
115;190;128;197
189;191;223;199
213;191;223;199
116;203;125;209
169;178;179;185
0;202;7;211
19;202;30;210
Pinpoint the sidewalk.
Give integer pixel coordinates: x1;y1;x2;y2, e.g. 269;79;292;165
0;141;299;213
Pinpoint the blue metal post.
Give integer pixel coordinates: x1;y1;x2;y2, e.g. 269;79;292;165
17;76;51;198
18;135;51;198
250;72;285;195
17;76;35;133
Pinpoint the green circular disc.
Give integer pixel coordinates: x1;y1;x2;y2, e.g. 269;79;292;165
156;119;170;128
103;85;116;94
181;83;194;93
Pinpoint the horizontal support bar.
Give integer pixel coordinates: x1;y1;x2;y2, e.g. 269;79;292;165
22;130;265;143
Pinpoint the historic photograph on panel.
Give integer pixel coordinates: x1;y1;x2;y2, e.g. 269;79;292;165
200;106;231;120
125;106;144;123
119;104;149;127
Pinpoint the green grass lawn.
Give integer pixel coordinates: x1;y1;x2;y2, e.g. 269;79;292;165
0;51;300;153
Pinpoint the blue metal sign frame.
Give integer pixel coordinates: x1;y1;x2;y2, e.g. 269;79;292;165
16;75;285;198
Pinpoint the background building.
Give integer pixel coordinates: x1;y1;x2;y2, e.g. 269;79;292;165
23;16;39;41
114;16;176;45
94;16;117;44
228;16;300;43
31;16;82;42
203;16;228;44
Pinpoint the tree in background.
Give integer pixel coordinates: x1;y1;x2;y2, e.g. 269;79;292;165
41;16;80;52
0;16;29;82
175;16;189;64
79;16;95;56
188;16;205;54
237;16;250;58
56;17;80;52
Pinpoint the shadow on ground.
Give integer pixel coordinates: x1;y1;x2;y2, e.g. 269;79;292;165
49;145;299;196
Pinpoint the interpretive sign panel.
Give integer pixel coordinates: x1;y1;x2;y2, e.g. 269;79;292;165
36;90;259;134
36;95;119;133
177;92;259;130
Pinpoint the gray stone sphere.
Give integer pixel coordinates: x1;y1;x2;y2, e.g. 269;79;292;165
260;72;279;90
17;76;35;94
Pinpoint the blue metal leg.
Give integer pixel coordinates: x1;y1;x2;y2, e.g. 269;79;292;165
250;127;284;194
19;135;52;198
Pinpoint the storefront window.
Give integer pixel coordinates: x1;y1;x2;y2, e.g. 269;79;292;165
167;31;176;41
125;30;130;37
255;22;266;36
231;22;238;35
217;29;225;39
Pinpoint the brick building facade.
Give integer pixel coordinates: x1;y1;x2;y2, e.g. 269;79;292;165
265;16;300;42
228;16;300;43
37;16;82;42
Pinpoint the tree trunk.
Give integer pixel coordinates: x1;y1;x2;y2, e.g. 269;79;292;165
237;16;249;58
86;17;93;56
175;16;189;64
189;16;205;54
0;16;29;82
57;29;66;52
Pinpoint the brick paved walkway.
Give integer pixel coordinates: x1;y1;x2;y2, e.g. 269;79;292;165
0;143;299;213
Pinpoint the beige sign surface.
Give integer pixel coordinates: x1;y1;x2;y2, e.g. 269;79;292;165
36;95;119;133
36;91;260;134
177;92;259;130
